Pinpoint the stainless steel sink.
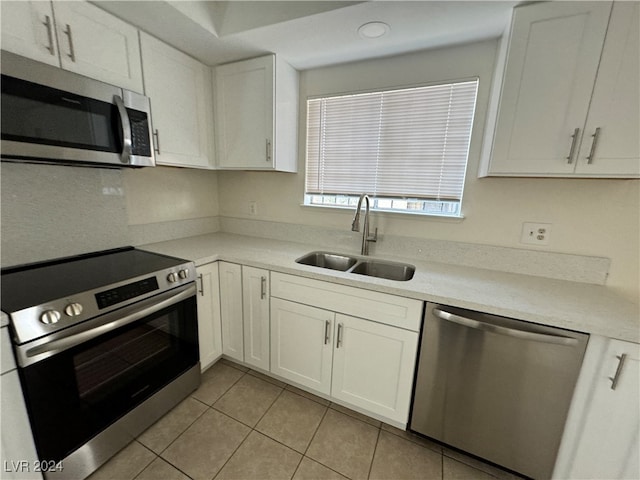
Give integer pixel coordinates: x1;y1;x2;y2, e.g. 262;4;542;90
295;251;415;281
295;252;358;271
350;260;415;281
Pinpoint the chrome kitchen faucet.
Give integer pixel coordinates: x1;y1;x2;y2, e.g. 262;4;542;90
351;193;378;255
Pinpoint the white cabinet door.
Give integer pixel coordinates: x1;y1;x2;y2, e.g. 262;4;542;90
555;337;639;480
331;314;418;424
215;55;274;169
487;2;612;175
574;2;640;176
196;262;222;371
52;1;143;92
270;298;333;395
242;266;270;371
0;1;59;67
140;32;213;169
1;371;43;480
214;54;298;172
218;262;244;362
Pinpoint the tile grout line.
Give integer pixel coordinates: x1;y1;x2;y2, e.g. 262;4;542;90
366;427;382;480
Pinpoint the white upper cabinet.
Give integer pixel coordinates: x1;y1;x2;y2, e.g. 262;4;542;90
0;1;60;67
1;1;143;92
214;54;299;172
574;2;639;176
140;32;214;169
481;1;639;178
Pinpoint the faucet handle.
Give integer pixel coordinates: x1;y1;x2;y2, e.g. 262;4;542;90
368;228;378;242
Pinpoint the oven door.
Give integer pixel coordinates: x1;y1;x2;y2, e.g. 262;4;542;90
14;283;198;465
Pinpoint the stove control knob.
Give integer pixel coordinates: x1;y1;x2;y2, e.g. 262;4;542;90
167;272;179;283
64;303;83;317
40;310;61;324
178;268;189;280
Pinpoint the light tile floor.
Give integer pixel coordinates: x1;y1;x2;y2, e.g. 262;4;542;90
88;359;526;480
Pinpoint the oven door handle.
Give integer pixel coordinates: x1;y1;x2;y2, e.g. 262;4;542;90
20;283;196;366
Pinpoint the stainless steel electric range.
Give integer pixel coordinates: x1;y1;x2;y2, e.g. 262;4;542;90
1;247;201;480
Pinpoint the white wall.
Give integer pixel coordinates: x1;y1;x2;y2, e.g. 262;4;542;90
217;39;640;302
0;164;220;266
123;166;219;225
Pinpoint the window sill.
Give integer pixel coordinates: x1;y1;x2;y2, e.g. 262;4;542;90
300;203;465;221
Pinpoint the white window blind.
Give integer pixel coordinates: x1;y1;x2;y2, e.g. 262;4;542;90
305;79;478;215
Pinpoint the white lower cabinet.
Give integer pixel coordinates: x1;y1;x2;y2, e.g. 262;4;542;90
218;262;270;369
218;262;244;362
270;298;334;394
1;327;42;480
242;266;270;371
269;272;421;426
554;336;640;479
195;262;222;371
331;314;418;422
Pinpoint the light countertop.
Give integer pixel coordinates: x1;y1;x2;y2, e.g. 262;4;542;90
142;233;640;344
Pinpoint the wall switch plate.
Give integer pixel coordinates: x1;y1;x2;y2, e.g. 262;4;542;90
521;222;551;245
248;201;258;216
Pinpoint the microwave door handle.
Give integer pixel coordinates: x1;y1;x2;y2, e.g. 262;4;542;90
114;94;132;164
432;308;579;346
21;283;196;365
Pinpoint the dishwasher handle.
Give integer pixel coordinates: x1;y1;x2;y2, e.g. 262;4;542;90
432;308;579;346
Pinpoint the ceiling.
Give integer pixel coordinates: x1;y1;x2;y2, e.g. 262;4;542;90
93;1;519;70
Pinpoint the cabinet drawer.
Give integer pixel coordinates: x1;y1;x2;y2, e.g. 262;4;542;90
271;272;422;331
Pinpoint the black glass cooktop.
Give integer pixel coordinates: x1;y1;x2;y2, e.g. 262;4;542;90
1;247;187;312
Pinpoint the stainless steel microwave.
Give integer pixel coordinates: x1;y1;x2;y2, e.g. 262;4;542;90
1;51;155;168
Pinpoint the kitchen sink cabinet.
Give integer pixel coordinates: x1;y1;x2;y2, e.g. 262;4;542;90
270;298;334;395
481;1;639;178
214;54;298;172
331;314;418;423
195;262;222;371
270;273;421;426
140;32;214;169
553;336;640;479
1;0;143;93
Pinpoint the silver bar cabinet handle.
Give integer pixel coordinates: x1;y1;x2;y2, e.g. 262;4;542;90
433;308;579;346
197;274;204;296
586;127;601;164
566;127;580;164
324;320;331;345
114;95;132;163
64;24;76;62
609;353;627;390
153;129;161;155
266;139;271;163
260;276;267;299
42;15;55;55
336;323;343;348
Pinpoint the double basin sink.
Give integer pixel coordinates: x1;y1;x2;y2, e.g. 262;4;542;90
296;251;415;281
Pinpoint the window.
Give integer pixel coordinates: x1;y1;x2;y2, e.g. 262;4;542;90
304;79;479;217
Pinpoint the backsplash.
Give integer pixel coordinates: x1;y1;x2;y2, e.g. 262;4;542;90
1;162;131;266
219;217;611;285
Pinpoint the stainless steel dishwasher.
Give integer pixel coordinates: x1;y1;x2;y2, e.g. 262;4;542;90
410;303;588;479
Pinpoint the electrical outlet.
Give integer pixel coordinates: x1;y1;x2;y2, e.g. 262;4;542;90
520;222;551;245
248;201;258;216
